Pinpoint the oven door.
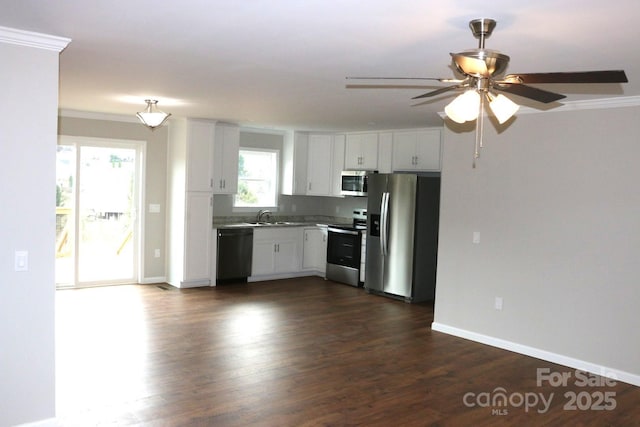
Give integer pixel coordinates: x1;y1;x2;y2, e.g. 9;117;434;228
327;227;361;269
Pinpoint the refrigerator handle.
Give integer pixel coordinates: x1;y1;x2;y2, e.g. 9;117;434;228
380;192;390;256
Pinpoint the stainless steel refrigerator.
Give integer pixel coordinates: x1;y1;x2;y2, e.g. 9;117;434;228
365;173;440;302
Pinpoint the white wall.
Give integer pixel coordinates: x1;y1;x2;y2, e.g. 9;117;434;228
0;30;69;426
433;106;640;384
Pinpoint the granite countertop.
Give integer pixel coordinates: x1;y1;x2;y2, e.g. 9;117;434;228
213;215;351;229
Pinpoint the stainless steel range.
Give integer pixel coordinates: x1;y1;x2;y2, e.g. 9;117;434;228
326;209;366;287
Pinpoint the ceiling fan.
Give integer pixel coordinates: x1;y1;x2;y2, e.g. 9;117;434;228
346;18;628;165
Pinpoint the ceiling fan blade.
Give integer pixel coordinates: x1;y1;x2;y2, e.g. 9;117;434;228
412;85;463;99
504;70;628;84
346;76;462;83
495;83;566;103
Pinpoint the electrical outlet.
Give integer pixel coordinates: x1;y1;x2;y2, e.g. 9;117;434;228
473;231;481;244
154;249;161;258
494;297;503;311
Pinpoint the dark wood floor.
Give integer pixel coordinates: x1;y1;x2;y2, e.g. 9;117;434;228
56;277;640;426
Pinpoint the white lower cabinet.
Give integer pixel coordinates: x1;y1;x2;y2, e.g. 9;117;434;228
251;227;303;278
167;191;213;288
302;227;327;274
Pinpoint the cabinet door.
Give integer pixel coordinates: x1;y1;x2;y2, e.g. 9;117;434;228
251;240;276;276
184;192;212;282
344;134;363;170
274;228;302;273
213;124;240;194
303;228;323;270
274;239;300;273
392;129;442;171
303;227;328;273
377;132;393;173
392;131;418;171
306;134;333;196
331;135;345;196
414;129;441;171
360;133;379;170
186;120;214;192
252;228;302;275
345;133;378;170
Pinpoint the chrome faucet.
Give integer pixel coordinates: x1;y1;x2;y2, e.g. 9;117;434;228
257;209;272;223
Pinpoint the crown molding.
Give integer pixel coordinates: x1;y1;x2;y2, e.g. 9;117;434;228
438;95;640;120
0;25;70;52
59;109;140;123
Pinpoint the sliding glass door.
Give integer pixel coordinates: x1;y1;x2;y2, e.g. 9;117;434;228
56;138;143;287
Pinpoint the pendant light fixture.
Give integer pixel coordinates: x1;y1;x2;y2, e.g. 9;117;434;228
136;99;171;130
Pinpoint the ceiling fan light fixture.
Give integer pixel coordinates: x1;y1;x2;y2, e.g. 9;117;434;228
445;89;480;123
136;99;171;129
487;93;519;124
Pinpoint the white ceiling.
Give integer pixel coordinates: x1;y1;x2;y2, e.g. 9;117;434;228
2;0;639;131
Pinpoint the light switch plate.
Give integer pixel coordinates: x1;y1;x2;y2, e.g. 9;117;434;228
15;250;28;272
473;231;481;244
149;204;161;213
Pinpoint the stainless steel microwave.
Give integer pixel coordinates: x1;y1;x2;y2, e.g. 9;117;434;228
340;171;368;196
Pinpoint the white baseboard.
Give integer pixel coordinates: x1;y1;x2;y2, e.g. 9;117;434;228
139;276;166;284
431;322;640;387
15;417;58;427
248;271;320;282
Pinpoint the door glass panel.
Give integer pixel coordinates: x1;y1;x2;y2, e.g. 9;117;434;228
77;146;137;283
56;145;77;286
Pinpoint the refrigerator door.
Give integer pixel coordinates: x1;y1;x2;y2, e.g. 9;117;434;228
382;174;417;298
365;174;388;293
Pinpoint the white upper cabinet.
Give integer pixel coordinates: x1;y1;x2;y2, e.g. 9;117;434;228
331;134;345;196
212;123;240;194
392;129;442;171
345;133;378;170
185;119;215;192
377;132;393;174
306;134;333;196
283;132;344;197
282;131;309;196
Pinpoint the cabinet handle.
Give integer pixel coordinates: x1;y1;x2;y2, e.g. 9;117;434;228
219;179;223;189
308;182;312;191
210;178;213;188
222;179;226;189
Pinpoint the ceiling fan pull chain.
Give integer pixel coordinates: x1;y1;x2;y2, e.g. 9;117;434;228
473;96;484;168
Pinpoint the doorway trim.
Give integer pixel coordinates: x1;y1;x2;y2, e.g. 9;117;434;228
57;135;147;287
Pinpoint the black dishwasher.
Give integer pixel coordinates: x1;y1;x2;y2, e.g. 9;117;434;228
216;228;253;282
